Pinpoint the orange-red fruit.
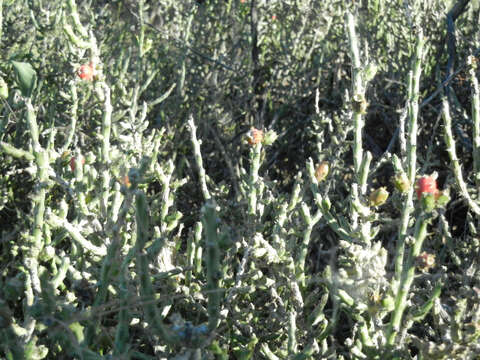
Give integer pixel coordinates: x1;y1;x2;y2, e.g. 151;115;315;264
70;156;85;172
78;62;94;81
416;176;438;199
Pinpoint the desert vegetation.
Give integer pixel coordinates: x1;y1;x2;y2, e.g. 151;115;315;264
1;0;480;359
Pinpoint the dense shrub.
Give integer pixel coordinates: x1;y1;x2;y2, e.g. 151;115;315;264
1;0;480;359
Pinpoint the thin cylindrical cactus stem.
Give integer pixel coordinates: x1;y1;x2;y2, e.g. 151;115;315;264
394;30;424;286
137;0;145;59
193;221;203;275
72;151;89;216
297;202;322;287
387;214;430;346
410;281;442;323
287;172;303;212
158;160;175;233
62;82;78;152
260;344;281;360
0;141;35;161
287;310;297;354
346;12;364;178
0;0;3;41
135;190;177;344
177;8;195;97
109;182;123;225
25;100;49;297
51;256;69;290
85;189;134;345
114;257;130;356
442;97;480;215
186;232;195;286
47;213;107;256
272;202;288;253
100;83;112;218
359;151;372;195
201;200;222;332
248;142;262;217
188;115;211;201
468;55;480;185
345;13;377;242
66;0;88;38
307;159;353;239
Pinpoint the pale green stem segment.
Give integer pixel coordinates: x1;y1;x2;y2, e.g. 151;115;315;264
410;281;442;323
346;12;364;179
62;82;78;152
468;55;480;187
202;200;222;332
47;213;107;256
100;83;112;218
288;310;297;354
0;141;35;161
248;143;262;216
387;214;430;346
19;99;49;347
345;12;375;241
135;190;178;344
297;202;322;287
85;188;134;346
394;30;424;286
0;0;3;43
188;115;211;201
25;100;49;294
442;98;480;215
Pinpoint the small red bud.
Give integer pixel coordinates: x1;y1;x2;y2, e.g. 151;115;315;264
121;175;131;188
315;161;329;182
416;252;435;272
416;176;438;200
77;62;95;81
70;156;85;172
246;127;264;145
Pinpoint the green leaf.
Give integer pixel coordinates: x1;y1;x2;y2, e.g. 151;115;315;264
11;61;37;97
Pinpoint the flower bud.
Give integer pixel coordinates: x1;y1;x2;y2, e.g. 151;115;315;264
393;173;409;193
352;94;368;114
421;193;436;212
435;190;450;207
262;130;278;146
70;156;85;172
416;252;435;272
77;62;95;81
121;174;131;188
416;175;438;200
381;294;395;311
369;187;389;207
246;127;263;145
315;161;329;182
